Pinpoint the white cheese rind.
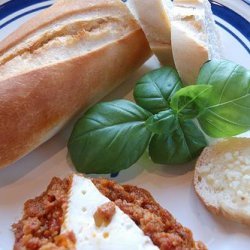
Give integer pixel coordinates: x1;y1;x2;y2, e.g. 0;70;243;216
62;175;159;250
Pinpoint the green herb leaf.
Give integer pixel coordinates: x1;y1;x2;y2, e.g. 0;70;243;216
133;67;182;114
145;109;178;135
170;85;213;119
196;60;250;137
149;120;207;164
68;100;152;174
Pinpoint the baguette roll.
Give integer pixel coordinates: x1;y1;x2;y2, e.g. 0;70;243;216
0;0;151;168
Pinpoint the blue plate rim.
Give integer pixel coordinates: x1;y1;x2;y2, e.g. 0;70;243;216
0;0;249;52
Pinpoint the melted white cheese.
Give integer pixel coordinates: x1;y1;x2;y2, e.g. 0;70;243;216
62;175;159;250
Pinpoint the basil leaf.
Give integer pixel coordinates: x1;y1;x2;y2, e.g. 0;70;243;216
146;109;178;135
170;85;213;119
197;60;250;137
68;100;152;174
149;120;207;164
133;67;182;114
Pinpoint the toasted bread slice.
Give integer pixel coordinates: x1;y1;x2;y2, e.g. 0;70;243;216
194;138;250;225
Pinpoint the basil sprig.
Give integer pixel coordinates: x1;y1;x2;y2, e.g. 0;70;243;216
68;60;250;174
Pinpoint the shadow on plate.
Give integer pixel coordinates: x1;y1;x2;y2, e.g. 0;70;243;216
140;150;196;176
0;128;70;188
101;150;197;183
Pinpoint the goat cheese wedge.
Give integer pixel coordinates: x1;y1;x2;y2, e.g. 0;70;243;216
62;175;159;250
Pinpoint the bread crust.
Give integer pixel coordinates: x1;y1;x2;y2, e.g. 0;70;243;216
0;0;151;168
194;138;250;226
0;0;129;55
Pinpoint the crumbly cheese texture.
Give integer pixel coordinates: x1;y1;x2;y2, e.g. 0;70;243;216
197;146;250;216
62;175;159;250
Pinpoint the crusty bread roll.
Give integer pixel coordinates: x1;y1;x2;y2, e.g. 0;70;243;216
171;0;221;84
194;138;250;225
0;0;151;169
130;0;175;66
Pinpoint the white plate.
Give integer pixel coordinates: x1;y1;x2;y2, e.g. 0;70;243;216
0;0;249;249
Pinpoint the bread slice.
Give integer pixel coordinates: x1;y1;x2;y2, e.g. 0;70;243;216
130;0;175;66
171;0;221;84
194;137;250;225
13;174;206;249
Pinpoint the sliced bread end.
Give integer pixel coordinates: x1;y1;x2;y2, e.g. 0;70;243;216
130;0;174;66
171;0;221;84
